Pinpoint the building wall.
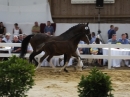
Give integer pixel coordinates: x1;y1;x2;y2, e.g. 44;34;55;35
49;0;130;23
55;23;130;43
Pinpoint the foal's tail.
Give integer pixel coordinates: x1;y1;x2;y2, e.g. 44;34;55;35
19;34;34;58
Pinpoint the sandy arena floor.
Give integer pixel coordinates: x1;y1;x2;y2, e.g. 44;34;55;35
27;67;130;97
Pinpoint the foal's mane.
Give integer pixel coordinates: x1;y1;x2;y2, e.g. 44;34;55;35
59;24;85;39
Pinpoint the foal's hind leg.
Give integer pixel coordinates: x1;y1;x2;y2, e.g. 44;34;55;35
46;55;57;72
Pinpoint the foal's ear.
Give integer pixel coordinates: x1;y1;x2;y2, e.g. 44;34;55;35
86;22;89;26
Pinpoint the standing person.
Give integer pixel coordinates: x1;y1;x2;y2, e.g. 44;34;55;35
44;21;54;35
13;23;22;35
108;27;118;39
32;22;40;34
107;25;114;39
0;22;6;35
90;32;96;44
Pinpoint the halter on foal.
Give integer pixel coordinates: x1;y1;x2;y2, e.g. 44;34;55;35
37;27;90;72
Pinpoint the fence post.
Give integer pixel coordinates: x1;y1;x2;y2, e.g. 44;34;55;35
108;44;111;69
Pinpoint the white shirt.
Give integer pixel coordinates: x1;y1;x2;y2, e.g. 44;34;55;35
27;44;33;51
13;28;20;35
2;37;12;43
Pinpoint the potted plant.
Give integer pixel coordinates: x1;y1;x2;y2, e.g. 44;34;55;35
78;67;114;97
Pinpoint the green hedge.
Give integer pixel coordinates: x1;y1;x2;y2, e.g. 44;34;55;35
78;67;114;97
0;55;35;97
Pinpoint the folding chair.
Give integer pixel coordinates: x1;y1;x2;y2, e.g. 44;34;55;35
40;23;46;33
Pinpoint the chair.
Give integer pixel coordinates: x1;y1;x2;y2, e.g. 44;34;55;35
40;23;46;33
51;23;56;32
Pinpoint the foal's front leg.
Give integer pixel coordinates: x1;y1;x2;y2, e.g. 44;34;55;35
59;55;71;72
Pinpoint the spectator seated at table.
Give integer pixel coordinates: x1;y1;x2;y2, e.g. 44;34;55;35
32;22;40;34
125;33;130;43
23;33;27;39
82;32;94;54
18;34;23;42
2;32;12;43
0;36;6;60
0;36;5;43
44;21;54;35
13;23;22;35
108;27;118;39
0;36;5;49
78;41;85;54
0;22;6;35
107;25;114;39
118;34;129;44
11;35;21;53
90;38;102;66
107;34;118;44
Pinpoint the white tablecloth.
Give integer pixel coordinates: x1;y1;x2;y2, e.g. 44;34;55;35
0;47;11;54
103;48;130;67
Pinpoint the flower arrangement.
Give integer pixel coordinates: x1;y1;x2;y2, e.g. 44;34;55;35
116;42;121;49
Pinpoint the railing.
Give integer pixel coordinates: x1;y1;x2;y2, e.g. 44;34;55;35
0;43;130;69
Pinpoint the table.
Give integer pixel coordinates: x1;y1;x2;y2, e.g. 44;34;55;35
0;47;11;54
103;48;130;67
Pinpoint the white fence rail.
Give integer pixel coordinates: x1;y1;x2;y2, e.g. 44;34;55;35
0;43;130;69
